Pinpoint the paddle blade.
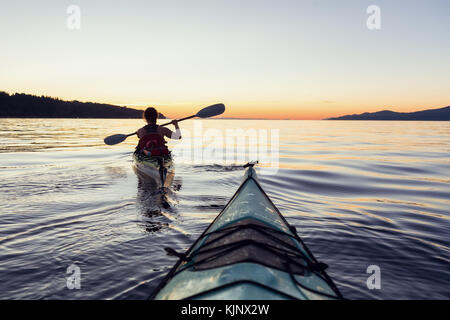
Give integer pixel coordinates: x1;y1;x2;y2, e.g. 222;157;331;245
195;103;225;118
104;134;128;145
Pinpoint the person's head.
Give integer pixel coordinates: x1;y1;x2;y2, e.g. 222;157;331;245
143;107;158;124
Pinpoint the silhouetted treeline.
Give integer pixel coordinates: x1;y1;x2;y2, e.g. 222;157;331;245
0;91;166;119
328;106;450;120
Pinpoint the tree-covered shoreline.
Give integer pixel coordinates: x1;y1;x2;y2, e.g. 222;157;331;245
0;91;165;119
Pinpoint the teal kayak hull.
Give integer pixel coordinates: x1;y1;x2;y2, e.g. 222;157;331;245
151;166;343;300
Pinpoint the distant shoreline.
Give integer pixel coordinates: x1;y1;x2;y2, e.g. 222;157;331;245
327;106;450;121
0;91;165;119
4;118;450;122
2;91;449;121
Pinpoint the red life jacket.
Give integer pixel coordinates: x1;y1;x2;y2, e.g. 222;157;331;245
138;124;169;156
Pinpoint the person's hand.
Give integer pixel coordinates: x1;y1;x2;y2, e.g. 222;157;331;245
172;120;179;128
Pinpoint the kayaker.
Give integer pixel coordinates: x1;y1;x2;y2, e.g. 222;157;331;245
137;107;182;156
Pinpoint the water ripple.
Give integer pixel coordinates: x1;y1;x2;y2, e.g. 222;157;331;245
0;119;449;299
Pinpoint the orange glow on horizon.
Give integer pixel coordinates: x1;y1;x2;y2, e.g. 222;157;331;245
124;102;450;120
2;89;448;120
2;1;449;122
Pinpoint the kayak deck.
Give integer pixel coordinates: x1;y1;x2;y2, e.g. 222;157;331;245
133;151;173;188
151;166;343;300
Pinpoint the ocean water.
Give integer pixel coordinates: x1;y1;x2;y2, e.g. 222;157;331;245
0;118;449;300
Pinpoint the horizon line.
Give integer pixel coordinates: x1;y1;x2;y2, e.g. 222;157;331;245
2;90;447;121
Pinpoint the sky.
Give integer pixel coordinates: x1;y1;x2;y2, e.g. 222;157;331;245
1;0;449;119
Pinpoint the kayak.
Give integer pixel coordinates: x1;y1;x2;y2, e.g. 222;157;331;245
150;163;343;300
132;151;174;188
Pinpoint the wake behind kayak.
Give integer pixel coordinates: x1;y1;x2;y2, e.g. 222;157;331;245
150;163;343;300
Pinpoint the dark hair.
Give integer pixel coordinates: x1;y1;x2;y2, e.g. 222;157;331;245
143;107;158;124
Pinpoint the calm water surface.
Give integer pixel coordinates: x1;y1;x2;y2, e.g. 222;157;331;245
0;119;449;299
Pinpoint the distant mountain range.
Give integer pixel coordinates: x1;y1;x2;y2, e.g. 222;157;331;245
2;90;449;121
0;91;165;119
327;106;450;121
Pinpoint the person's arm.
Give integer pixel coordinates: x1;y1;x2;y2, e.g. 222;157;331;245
171;120;182;139
137;127;146;138
159;121;182;140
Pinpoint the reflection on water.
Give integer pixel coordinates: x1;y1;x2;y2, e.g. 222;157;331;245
135;176;182;233
0;119;449;299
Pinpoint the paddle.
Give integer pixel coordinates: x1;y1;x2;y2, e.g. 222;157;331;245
104;103;225;145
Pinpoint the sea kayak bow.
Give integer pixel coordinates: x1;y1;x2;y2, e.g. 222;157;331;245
150;163;343;300
133;151;174;188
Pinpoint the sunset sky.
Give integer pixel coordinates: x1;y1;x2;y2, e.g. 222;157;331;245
1;0;449;119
